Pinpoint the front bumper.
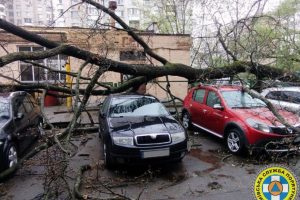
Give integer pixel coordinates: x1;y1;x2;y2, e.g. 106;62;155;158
110;140;187;165
251;135;300;153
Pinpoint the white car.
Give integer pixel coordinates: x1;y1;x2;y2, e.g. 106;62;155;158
261;87;300;115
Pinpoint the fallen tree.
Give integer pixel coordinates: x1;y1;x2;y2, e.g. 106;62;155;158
0;0;300;199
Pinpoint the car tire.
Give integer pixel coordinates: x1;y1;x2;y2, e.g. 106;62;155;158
225;128;246;155
182;111;192;130
102;142;115;169
4;143;18;170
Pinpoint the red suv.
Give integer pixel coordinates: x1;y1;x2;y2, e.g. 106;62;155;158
182;84;300;154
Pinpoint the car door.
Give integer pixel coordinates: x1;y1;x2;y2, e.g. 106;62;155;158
12;96;31;152
189;88;206;126
202;90;226;136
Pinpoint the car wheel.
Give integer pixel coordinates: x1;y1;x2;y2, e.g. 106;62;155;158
103;142;115;169
226;128;245;155
182;112;191;130
5;143;18;169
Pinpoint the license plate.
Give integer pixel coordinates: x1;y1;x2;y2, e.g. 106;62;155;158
141;148;170;158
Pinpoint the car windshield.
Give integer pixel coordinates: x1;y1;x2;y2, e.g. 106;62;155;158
0;98;10;121
109;96;170;117
221;90;266;108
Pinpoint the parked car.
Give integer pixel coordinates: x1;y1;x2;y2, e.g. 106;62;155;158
261;87;300;115
182;84;300;154
98;94;188;168
0;91;43;172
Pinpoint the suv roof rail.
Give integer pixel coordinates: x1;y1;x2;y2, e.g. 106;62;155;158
198;83;242;88
9;91;27;98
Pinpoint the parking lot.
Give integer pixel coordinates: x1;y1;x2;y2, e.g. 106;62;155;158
1;125;300;200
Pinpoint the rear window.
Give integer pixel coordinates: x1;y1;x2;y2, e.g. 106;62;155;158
109;96;169;117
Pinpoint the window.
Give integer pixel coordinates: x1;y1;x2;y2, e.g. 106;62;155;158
19;46;67;82
118;0;123;5
58;9;63;14
0;99;10;120
128;8;139;15
59;0;63;3
193;89;205;103
269;91;300;103
24;18;32;23
23;96;33;113
101;97;110;114
120;51;146;61
266;91;282;101
129;20;140;29
71;11;79;18
206;91;221;107
283;91;300;103
13;97;26;117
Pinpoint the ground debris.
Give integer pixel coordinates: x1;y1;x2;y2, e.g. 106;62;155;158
207;181;222;190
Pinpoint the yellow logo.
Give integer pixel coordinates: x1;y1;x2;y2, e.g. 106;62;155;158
253;165;298;200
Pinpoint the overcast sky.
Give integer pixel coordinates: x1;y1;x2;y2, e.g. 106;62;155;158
192;0;284;37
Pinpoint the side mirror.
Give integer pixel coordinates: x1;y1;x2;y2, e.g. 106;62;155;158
169;110;177;115
213;104;224;110
99;111;106;118
15;112;24;120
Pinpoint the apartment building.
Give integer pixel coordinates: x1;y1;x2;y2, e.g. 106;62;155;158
0;0;155;29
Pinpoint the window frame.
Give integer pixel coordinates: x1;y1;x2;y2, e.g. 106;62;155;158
192;89;206;104
206;91;221;108
18;46;66;83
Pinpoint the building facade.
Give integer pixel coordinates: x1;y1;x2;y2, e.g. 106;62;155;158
0;27;191;104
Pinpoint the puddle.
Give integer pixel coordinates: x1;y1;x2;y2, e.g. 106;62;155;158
189;149;223;173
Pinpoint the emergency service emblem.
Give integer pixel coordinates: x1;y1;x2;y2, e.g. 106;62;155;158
253;165;298;200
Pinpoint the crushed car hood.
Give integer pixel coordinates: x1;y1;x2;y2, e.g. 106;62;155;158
108;115;183;135
232;107;300;126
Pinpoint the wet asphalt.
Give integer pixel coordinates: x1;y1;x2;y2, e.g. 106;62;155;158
1;128;300;200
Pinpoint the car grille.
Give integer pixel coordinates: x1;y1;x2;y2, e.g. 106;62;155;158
271;126;300;135
135;133;171;146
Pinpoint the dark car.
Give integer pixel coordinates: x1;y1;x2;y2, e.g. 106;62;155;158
182;84;300;154
98;94;188;168
0;91;43;172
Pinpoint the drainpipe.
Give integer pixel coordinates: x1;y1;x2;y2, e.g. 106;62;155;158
66;57;72;109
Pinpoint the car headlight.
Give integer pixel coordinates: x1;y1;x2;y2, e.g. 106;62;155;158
171;132;186;143
246;118;271;133
0;141;3;146
112;136;134;146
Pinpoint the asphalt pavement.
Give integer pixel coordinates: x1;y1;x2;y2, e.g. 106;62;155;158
1;106;300;200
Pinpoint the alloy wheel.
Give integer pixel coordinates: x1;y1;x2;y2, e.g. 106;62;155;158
182;113;190;129
8;146;18;168
227;132;240;152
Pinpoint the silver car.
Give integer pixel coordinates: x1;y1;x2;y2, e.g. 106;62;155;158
261;87;300;115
